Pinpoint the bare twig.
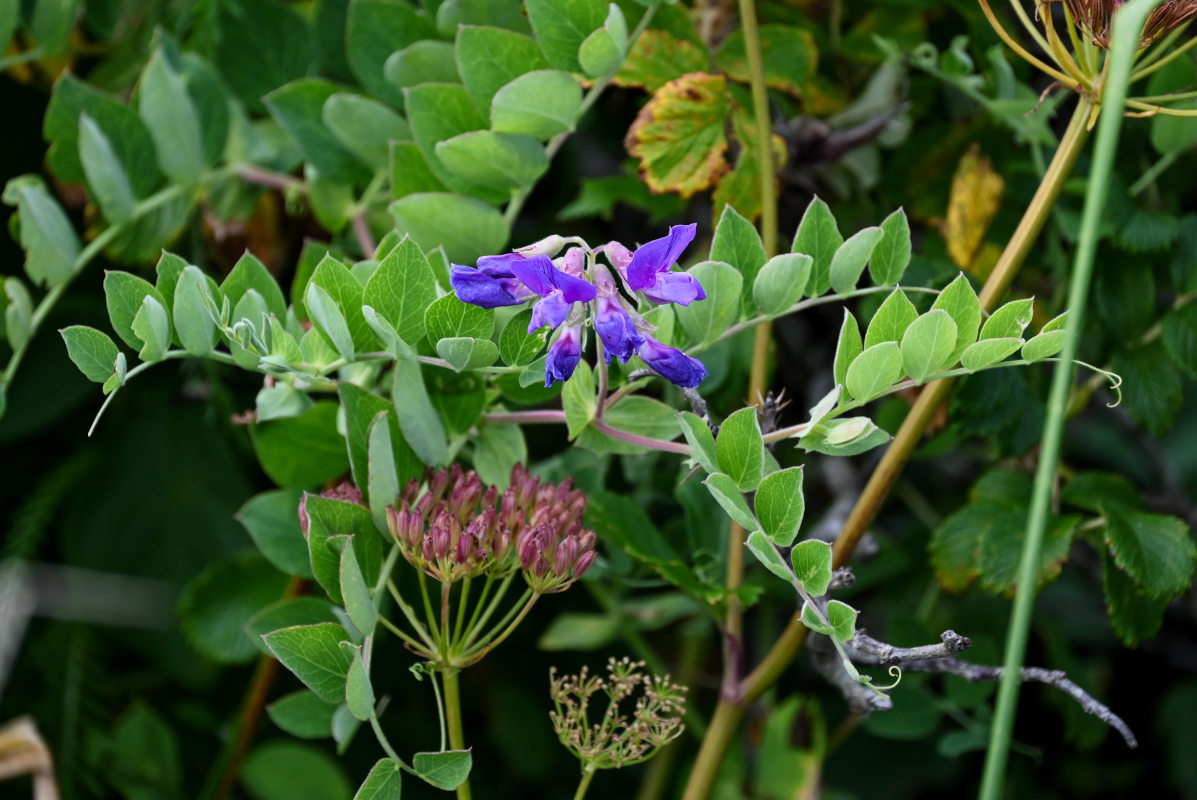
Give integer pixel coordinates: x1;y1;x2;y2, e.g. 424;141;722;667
847;629;972;664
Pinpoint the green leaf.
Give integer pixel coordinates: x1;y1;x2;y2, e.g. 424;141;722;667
266;79;372;186
678;411;719;474
263;623;355;704
800;416;891;456
931;273;981;365
1102;552;1170;647
1104;510;1195;598
870;208;912;285
139;49;205;185
745;530;793;583
238;489;313;579
525;0;608;72
403;82;504;203
60;326;120;383
562;360;597;439
578;5;627;78
246;597;339;656
173;265;217;355
322;94;410;173
78;114;135;223
306;283;355;359
14;185;80;288
753;253;811;316
977;513;1078;596
241;741;352;800
863;288;917;349
0;1;18;55
436;131;549;189
1111;341;1183;436
703;472;758;531
715;407;765;492
267;690;336;739
537;612;621;651
390;192;509;265
1148;56;1197;155
498;308;549;366
845;342;903;401
103;271;164;351
347;0;437;107
178;553;289;664
391;359;449;467
426;293;494;342
456;26;551;111
716;23;816;97
362;236;438;346
711;205;768;311
674;261;742;344
340;383;422;497
214;0;312;112
366;411;400;535
221;251;287;320
490;69;582;140
310;254;375;354
472;422;527;487
4;278;32;350
413;750;473;791
790;539;832;596
613;28;708;91
385;40;460;89
828;226;884;294
436;337;499;371
756;467;805;547
251;402;350;489
1162;303;1197;376
354;759;403;800
833;311;862;395
345;648;375;721
900;310;958;383
132;295;170;362
1021;329;1067;363
979;298;1033;339
960;337;1024;371
576;395;682;455
824;600;858;643
792;196;843;297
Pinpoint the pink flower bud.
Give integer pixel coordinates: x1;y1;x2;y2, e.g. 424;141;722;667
573;550;597;579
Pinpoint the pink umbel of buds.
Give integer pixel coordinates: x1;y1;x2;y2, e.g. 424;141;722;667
385;464;597;590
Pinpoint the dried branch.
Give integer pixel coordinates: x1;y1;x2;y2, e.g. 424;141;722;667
808;636;892;714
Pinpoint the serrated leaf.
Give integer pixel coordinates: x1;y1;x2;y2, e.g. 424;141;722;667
829;226;883;294
792;196;843;297
901;310;958;382
1102;552;1170;647
1162;303;1197;376
871;208;911;285
703;472;758;531
745;530;793;583
413;750;473;791
864;288;918;349
845;342;903;402
674;261;742;344
60;326;120;383
716;407;764;491
753;253;811;316
756;467;805;547
790;540;832;596
931;273;981;365
1104;510;1196;599
626;72;730;197
960;337;1024;371
613;28;708;91
678;411;718;474
716;23;816;97
1111;341;1183;436
980;298;1033;339
490;70;582;140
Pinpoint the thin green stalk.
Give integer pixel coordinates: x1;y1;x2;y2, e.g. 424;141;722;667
431;666;448;752
978;2;1153;797
573;765;598;800
1129;26;1197;81
459;574;515;649
453;577;473;644
442;670;471;800
1129;147;1182;196
0;48;44;70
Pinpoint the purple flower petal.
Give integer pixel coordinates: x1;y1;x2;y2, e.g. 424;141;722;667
529;291;571;332
508;255;559;296
625;224;697;290
638;334;707;388
545;326;582;387
450;265;524;308
476;253;525;276
642;271;706;306
594;295;644;363
554;270;597;304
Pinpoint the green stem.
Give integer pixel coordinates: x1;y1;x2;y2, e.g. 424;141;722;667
573;764;598;800
442;670;471;800
979;3;1150;797
0;48;44;70
459;574;515;649
456;592;538;664
1128;146;1182;196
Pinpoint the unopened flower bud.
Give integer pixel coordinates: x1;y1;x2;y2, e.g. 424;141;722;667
573;550;597;579
515;234;567;258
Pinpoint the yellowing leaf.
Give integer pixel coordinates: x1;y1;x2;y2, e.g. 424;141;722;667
943;144;1004;270
717;24;818;98
625;72;730;197
612;29;708;92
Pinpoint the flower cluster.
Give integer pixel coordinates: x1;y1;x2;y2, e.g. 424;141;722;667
549;657;687;770
385;463;597;592
449;226;709;389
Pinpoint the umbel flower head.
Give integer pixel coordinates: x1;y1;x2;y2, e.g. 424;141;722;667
449;226;708;389
549;657;687;771
386;463;596;592
1057;0;1197;47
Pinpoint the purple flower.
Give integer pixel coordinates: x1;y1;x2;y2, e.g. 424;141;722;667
623;224;706;306
545;325;582;387
509;255;596;333
638;334;707;388
593;295;644;364
449;254;535;308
